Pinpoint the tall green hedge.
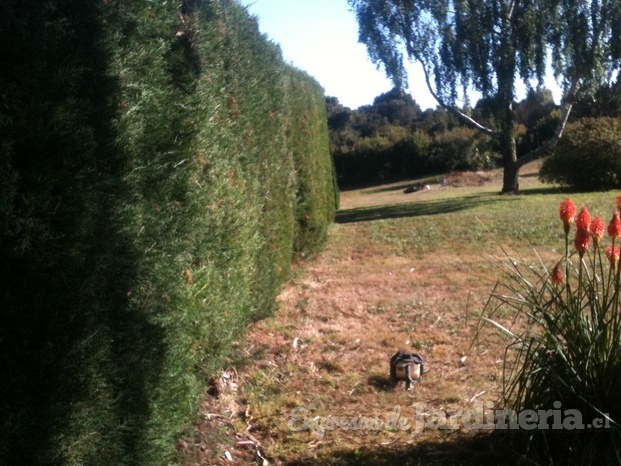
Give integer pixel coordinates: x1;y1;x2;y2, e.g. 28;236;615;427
0;1;337;464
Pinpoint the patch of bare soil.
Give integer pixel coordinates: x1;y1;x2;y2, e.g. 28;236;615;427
180;236;525;465
440;160;543;188
441;171;497;187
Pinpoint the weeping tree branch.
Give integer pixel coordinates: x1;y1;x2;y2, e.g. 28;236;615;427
418;60;501;139
397;6;500;138
515;76;580;168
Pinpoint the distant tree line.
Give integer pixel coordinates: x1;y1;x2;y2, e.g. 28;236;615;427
328;87;561;188
329;78;621;191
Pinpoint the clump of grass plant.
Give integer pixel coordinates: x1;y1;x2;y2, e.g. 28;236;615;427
480;196;621;464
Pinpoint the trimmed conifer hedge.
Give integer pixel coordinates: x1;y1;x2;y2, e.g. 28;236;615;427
0;1;337;464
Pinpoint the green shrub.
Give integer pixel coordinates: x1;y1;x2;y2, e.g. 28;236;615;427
397;130;432;176
332;125;497;186
428;127;495;172
540;118;621;191
0;0;336;464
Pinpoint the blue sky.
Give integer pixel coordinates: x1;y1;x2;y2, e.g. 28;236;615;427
238;0;438;110
238;0;562;110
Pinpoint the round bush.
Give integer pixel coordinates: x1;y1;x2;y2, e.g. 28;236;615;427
540;118;621;191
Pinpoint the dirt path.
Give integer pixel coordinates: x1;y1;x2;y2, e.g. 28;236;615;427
180;173;543;465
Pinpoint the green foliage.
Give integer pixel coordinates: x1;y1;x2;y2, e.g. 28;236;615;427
349;0;594;102
516;109;562;155
349;0;621;193
329;93;497;187
395;131;433;176
371;87;421;126
328;87;565;189
514;89;561;155
418;107;460;135
479;198;621;463
428;127;496;172
0;0;336;464
515;88;558;128
284;70;338;258
540;118;621;191
573;77;621;119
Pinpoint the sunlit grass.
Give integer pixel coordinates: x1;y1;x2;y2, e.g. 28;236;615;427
205;167;621;466
337;171;619;258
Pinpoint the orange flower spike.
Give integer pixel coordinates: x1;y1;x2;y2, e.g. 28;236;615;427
576;207;591;232
608;212;621;239
574;228;591;258
550;264;563;286
606;245;621;269
590;216;605;245
616;193;621;212
560;198;576;234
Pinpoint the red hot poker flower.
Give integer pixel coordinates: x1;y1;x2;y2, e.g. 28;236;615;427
560;198;576;222
560;198;576;234
576;207;591;232
550;264;563;286
590;217;605;245
574;228;591;258
608;212;621;239
606;246;621;269
616;193;621;212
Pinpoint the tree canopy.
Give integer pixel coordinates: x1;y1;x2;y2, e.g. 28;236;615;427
349;0;621;193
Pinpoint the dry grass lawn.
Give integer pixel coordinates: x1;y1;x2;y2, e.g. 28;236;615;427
179;164;617;465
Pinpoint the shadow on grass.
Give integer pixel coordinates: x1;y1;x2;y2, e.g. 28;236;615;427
519;186;572;196
286;424;621;466
367;375;397;392
366;176;445;195
336;194;507;224
287;432;528;466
